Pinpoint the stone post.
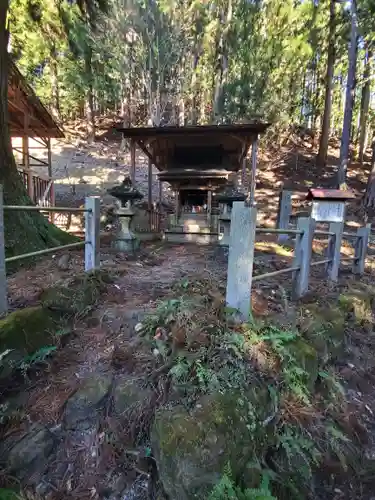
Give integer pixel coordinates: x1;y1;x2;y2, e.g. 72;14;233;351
292;217;315;299
85;196;101;271
353;223;371;275
277;190;292;243
226;202;257;319
325;221;344;281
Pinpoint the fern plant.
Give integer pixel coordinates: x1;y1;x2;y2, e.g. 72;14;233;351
209;466;277;500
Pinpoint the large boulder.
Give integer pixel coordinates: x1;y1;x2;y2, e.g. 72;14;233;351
152;388;274;499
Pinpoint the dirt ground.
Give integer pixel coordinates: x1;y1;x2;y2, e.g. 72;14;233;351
2;237;375;498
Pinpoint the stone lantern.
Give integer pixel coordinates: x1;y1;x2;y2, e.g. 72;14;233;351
107;176;143;252
216;184;246;246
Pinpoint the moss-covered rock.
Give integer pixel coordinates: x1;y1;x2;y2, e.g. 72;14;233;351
0;306;58;355
338;290;373;328
64;374;112;429
299;305;346;361
152;388;275;499
288;338;318;389
112;377;153;417
0;489;23;500
40;270;111;316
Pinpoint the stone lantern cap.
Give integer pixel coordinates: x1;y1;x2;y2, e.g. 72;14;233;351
107;176;143;207
215;183;246;203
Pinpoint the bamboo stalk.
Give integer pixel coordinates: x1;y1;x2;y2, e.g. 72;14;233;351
256;228;303;235
3;206;90;213
314;230;335;236
5;241;85;263
342;232;359;238
252;265;300;282
310;258;331;267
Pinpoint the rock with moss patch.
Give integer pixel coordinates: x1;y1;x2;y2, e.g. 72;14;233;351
299;305;346;360
112;377;153;416
338;290;373;328
288;338;318;389
152;388;275;499
40;271;111;316
0;489;24;500
64;374;112;429
0;306;58;355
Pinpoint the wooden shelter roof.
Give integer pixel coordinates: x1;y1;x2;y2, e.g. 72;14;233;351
117;122;270;139
117;123;270;173
8;60;64;140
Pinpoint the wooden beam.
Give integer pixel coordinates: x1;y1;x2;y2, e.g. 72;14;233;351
247;137;258;207
47;137;52;179
135;139;163;171
148;158;153;210
130;140;136;184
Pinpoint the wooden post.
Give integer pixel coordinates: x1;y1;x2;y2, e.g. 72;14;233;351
175;190;180;224
148;157;153;211
353;223;371;275
47;137;52;179
248;137;258;207
159;179;163;205
0;186;7;315
85;196;100;272
241;157;246;187
130;140;136;184
226;202;257;319
207;188;212;229
47;137;55;222
23;114;34;202
325;221;344;281
277;190;292;243
292;217;315;299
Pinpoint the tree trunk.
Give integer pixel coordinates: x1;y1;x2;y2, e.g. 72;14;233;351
363;137;375;212
337;0;358;188
212;0;232;123
0;1;75;260
317;0;335;166
50;45;60;121
85;49;95;143
358;48;372;164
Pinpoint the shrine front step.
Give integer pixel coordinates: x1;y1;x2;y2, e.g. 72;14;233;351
164;230;219;245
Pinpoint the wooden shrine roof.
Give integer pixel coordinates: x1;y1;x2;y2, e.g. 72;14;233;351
8;60;64;140
117;122;270;139
117;123;270;172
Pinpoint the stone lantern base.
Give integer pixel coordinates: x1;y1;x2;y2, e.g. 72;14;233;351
113;207;140;253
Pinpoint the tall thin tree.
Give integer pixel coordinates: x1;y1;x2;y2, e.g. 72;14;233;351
317;0;336;166
337;0;358;188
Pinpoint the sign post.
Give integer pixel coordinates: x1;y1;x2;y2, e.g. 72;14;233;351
307;189;355;281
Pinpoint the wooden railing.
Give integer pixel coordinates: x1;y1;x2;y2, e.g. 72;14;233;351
0;191;101;315
18;168;54;207
149;208;161;232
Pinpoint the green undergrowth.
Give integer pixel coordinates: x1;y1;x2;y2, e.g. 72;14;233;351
0;270;111;381
137;279;374;499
